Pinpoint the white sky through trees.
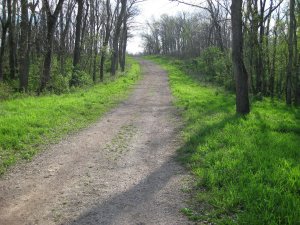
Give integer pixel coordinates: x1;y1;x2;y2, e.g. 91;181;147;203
127;0;194;54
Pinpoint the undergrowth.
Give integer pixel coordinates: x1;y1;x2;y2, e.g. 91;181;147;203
146;55;300;225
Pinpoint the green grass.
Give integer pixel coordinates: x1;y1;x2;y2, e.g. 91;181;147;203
146;55;300;225
0;57;141;174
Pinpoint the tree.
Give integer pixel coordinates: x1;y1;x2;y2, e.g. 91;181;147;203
40;0;65;92
0;0;10;81
8;0;17;80
19;0;29;91
100;0;112;81
286;0;295;105
71;0;84;86
231;0;250;114
111;0;127;76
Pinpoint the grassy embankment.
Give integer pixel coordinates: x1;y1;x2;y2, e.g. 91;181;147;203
0;58;141;174
146;55;300;225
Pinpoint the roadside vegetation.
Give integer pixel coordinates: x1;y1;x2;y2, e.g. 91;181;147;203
0;0;142;174
146;55;300;225
0;58;140;175
143;0;300;111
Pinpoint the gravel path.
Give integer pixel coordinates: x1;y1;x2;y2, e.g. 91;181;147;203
0;60;192;225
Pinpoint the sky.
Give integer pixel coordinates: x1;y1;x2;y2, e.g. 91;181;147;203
127;0;194;54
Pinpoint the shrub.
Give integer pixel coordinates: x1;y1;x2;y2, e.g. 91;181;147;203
0;82;14;100
70;70;93;88
28;58;43;92
51;73;71;94
184;47;232;88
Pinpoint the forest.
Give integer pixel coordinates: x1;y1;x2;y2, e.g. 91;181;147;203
142;0;300;112
0;0;300;225
0;0;140;96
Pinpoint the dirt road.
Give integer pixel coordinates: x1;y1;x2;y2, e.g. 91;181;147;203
0;60;192;225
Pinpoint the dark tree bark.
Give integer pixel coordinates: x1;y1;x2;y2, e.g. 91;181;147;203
19;0;29;91
71;0;84;86
25;1;36;89
207;0;224;52
255;0;266;95
40;0;65;92
8;0;17;80
73;0;83;68
59;0;75;75
296;2;300;105
0;0;9;81
231;0;250;114
296;0;300;105
100;0;112;82
111;0;127;76
270;21;278;98
120;15;128;72
286;0;295;105
295;53;300;105
80;1;89;53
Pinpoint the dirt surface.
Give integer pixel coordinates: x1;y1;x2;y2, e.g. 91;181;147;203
0;60;193;225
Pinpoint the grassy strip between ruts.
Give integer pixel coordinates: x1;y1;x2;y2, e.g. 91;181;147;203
145;55;300;225
0;57;141;175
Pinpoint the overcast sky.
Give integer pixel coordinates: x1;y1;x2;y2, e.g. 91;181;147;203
127;0;194;54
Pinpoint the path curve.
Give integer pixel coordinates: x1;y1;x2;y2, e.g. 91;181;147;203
0;59;192;225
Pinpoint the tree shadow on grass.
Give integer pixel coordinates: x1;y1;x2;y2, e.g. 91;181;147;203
175;95;300;223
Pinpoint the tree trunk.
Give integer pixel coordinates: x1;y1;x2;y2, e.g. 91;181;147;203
8;0;17;80
293;3;299;105
19;0;29;91
40;0;64;92
111;0;127;76
0;26;8;82
270;25;278;99
59;1;75;75
231;0;250;114
120;13;127;72
0;0;9;82
286;0;295;105
100;0;111;82
71;0;84;86
73;0;83;68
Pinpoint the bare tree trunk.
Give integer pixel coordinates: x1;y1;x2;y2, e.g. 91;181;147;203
269;11;280;99
0;0;9;81
286;0;295;105
40;0;64;92
293;3;299;105
80;1;89;54
295;53;300;105
71;0;84;86
120;24;127;72
231;0;250;114
59;1;75;75
73;0;83;68
19;0;29;91
100;0;111;82
111;0;127;76
8;0;17;80
270;22;278;99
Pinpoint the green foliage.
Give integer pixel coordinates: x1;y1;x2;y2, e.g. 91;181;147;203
51;73;71;94
192;47;232;88
0;57;141;175
147;56;300;225
0;82;14;100
70;70;93;88
28;57;43;92
152;47;234;91
105;55;112;73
